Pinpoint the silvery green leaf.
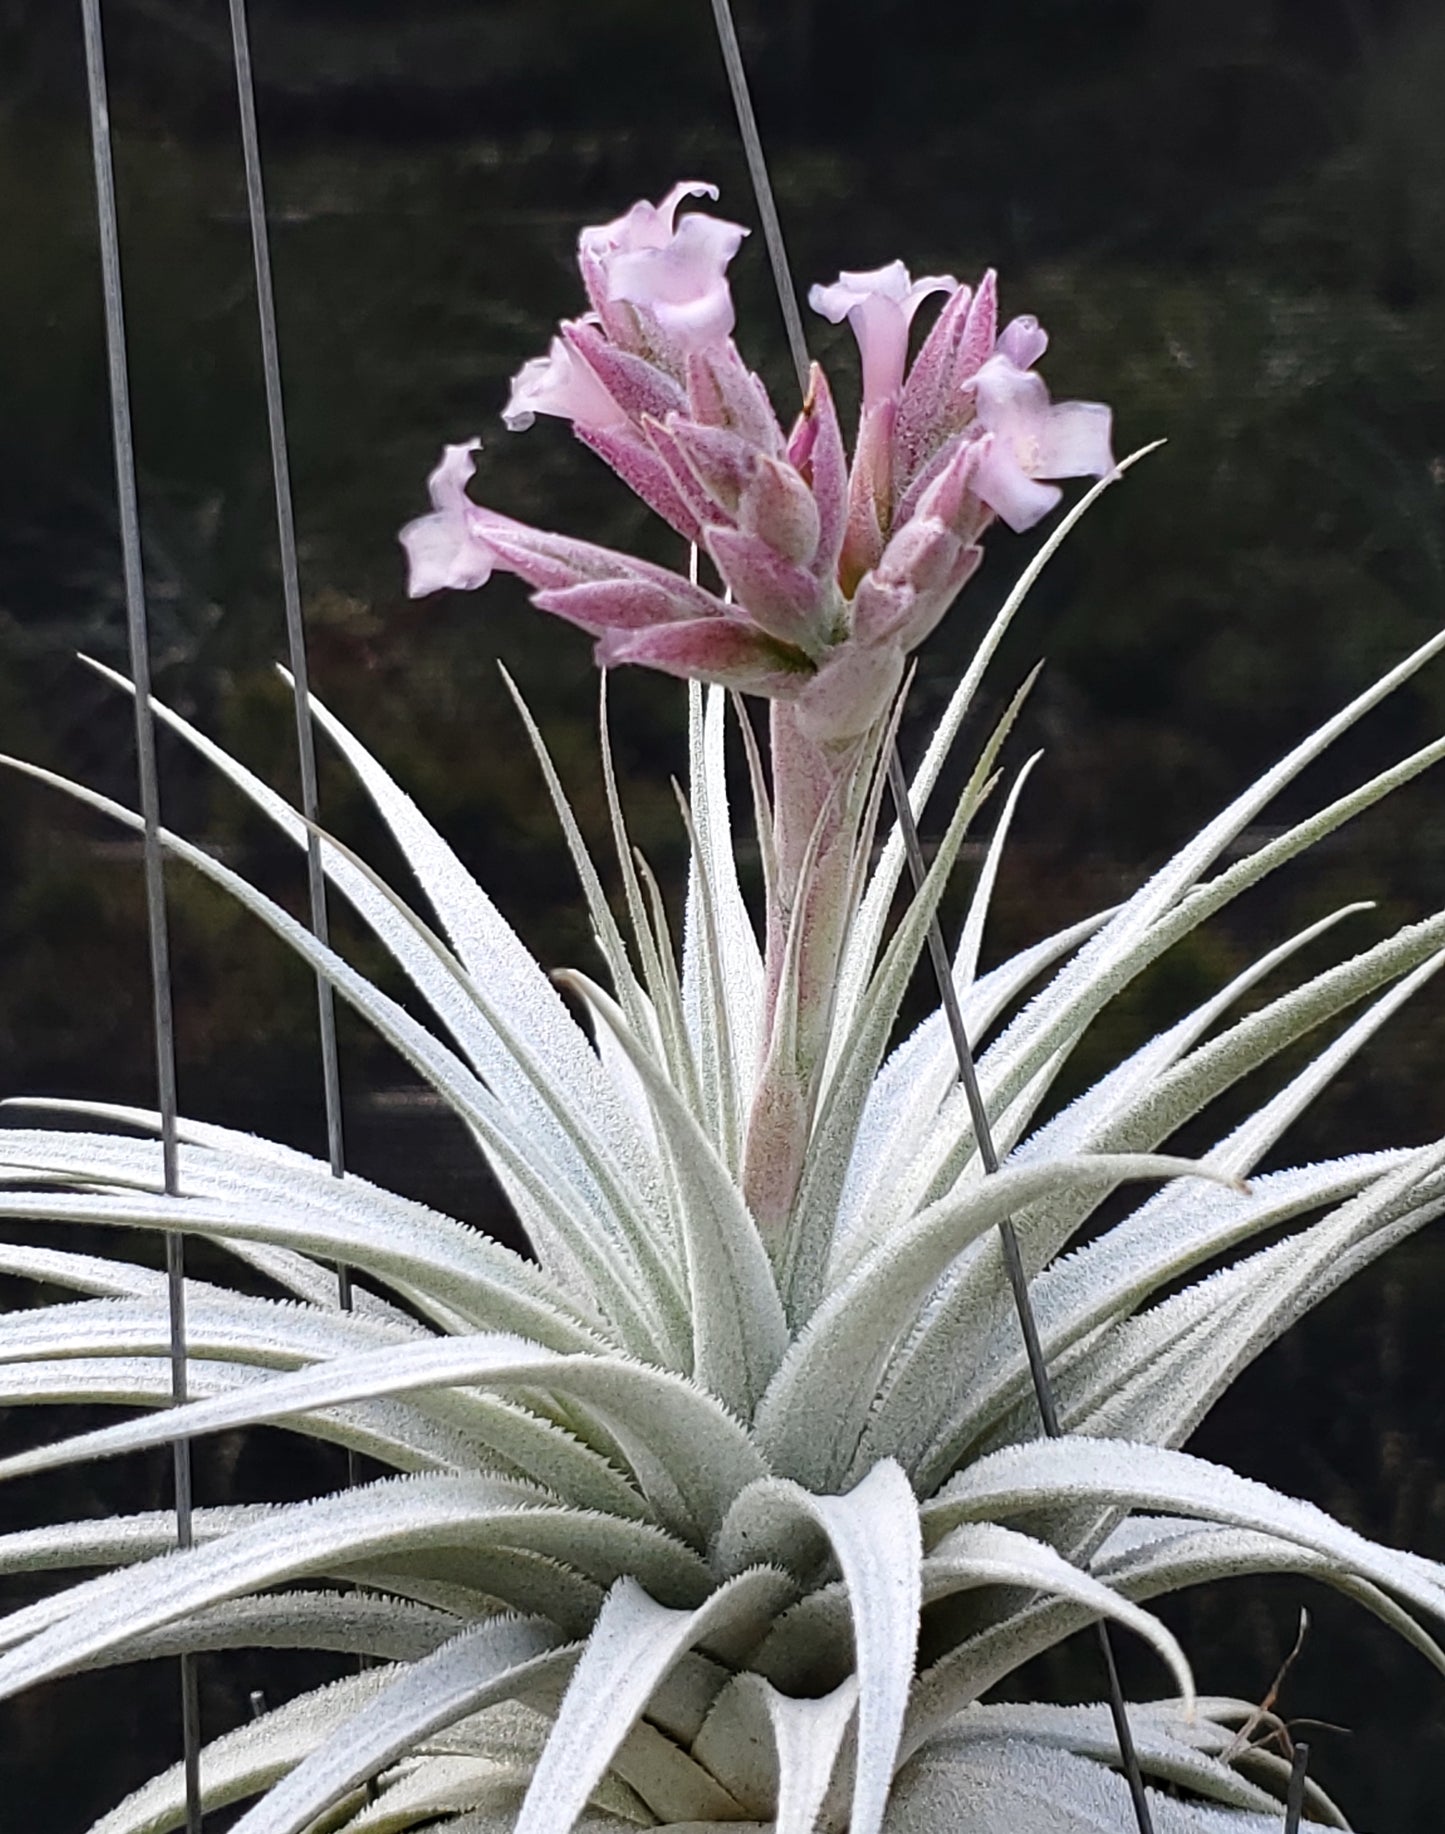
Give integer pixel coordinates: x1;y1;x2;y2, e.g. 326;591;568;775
677;771;742;1172
443;1810;648;1834
1009;900;1373;1171
831;905;1111;1263
894;1152;1405;1489
88;1668;393;1834
73;1591;461;1668
1095;1515;1445;1678
513;1570;796;1834
302;679;651;1165
0;1505;263;1574
824;667;1034;1097
0;1289;651;1518
325;1757;527;1834
597;677;699;1108
499;667;654;1043
920;1520;1192;1704
0;1353;471;1474
0;1471;707;1705
1005;626;1445;1062
556;970;786;1417
690;1671;858;1826
1064;929;1445;1192
952;753;1043;999
93;662;661;1234
230;1616;571;1834
927;1436;1445;1625
905;1702;1318;1821
0;1236;181;1299
331;1742;655;1834
0;1290;409;1366
682;684;763;1168
759;1154;1225;1490
1064;1143;1445;1457
896;668;1445;1227
884;1734;1291;1834
0;1333;763;1545
715;1461;921;1834
0;1130;610;1353
868;928;1445;1484
0;758;675;1357
0;1119;419;1318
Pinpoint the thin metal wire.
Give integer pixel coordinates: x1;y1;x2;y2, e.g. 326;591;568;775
1284;1742;1310;1834
884;752;1156;1833
705;6;1156;1828
76;2;202;1826
707;0;811;399
226;18;370;1717
225;0;348;1208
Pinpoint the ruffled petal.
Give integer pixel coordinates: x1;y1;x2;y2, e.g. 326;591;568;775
974;356;1053;445
1036;399;1116;479
400;441;496;596
996;313;1049;370
606;211;748;352
502;335;627;434
971;434;1064;533
975;355;1115;508
809;261;958;410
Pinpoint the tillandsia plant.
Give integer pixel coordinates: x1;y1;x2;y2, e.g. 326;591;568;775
3;181;1445;1834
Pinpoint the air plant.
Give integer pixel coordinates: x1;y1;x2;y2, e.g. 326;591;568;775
3;180;1445;1834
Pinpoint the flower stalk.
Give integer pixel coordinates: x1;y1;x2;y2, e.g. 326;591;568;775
401;181;1116;1234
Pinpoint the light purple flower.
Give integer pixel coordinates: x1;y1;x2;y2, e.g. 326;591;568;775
404;182;1116;740
578;180;748;367
808;261;958;410
502;335;627;435
399;441;496;596
399;440;814;699
971;353;1115;532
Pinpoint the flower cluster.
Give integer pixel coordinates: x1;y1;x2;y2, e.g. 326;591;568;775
401;181;1114;745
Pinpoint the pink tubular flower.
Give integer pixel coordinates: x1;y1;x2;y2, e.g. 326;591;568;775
808;262;958;411
578;180;748;368
402;182;1116;744
971;353;1116;532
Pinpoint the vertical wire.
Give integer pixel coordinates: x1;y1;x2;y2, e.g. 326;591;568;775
225;0;348;1212
76;3;202;1827
225;19;371;1771
707;0;811;399
705;6;1157;1829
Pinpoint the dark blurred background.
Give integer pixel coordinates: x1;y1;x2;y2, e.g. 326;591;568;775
2;0;1445;1826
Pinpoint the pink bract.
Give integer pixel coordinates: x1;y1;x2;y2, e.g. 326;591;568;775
401;183;1116;744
